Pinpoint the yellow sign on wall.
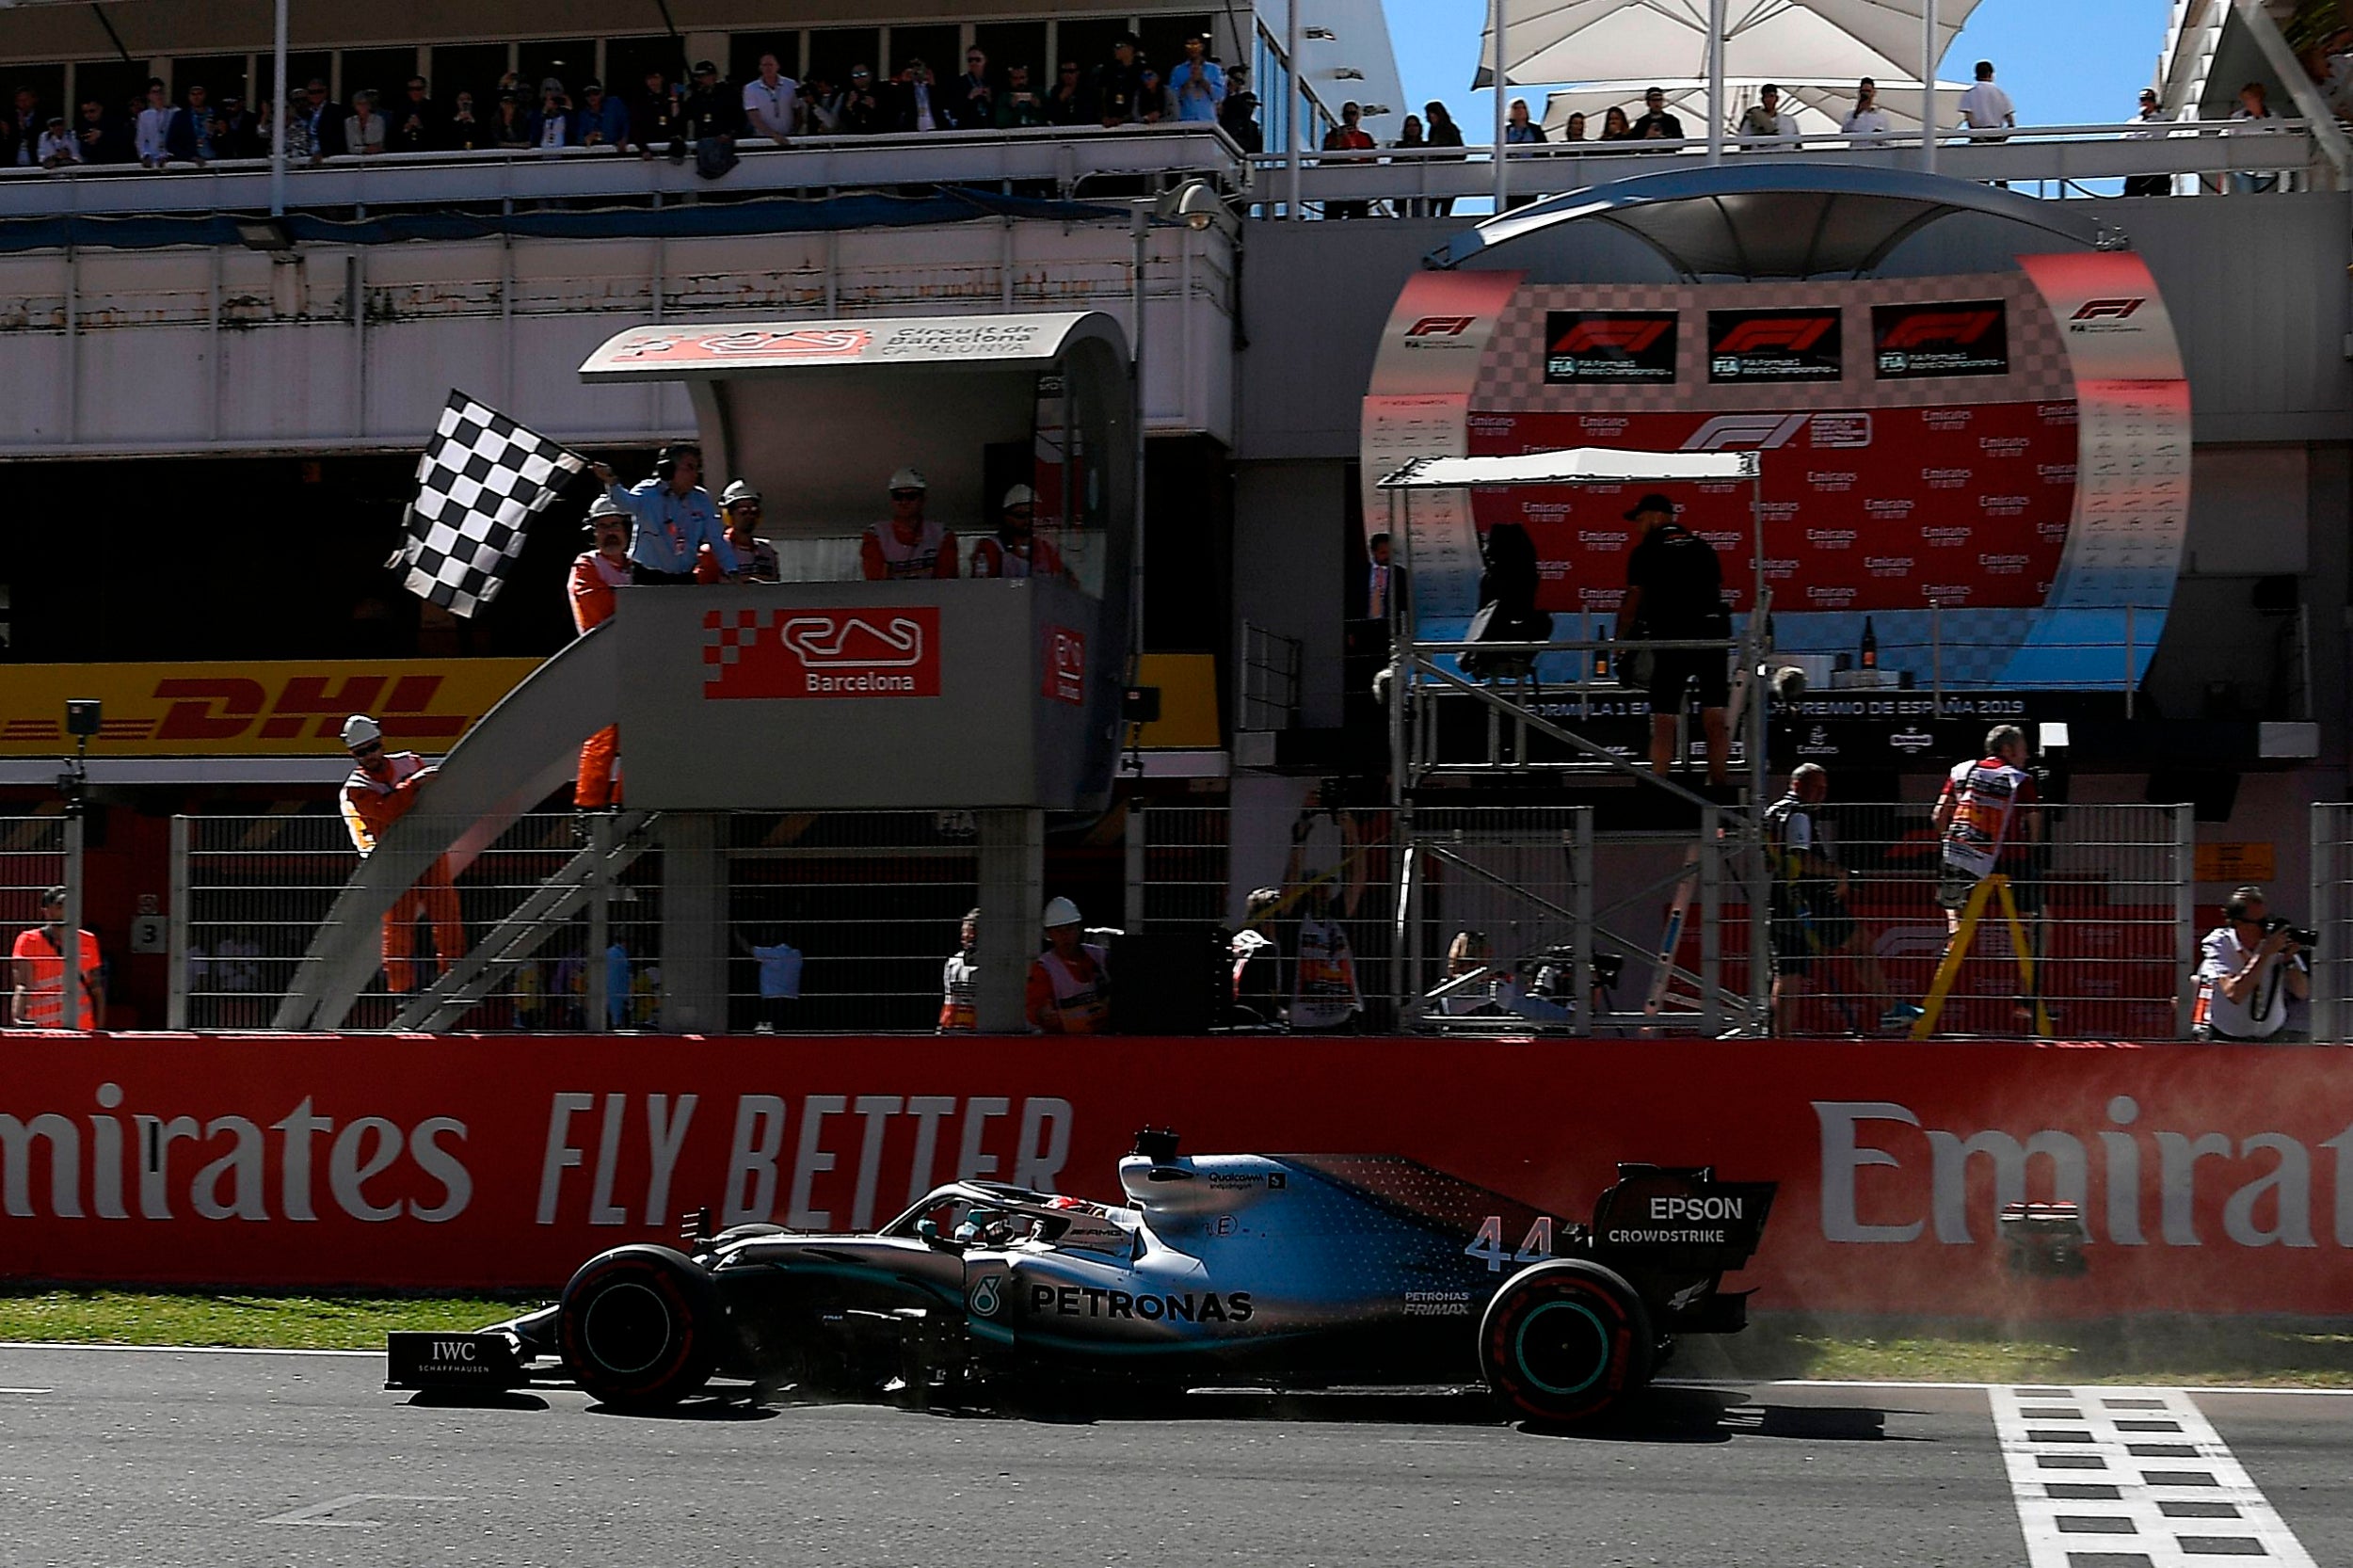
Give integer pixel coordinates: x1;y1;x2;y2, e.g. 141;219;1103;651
2194;841;2277;884
0;661;540;757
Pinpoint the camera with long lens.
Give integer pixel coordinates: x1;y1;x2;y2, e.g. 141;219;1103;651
2262;915;2320;950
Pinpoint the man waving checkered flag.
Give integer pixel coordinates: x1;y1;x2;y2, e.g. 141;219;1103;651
396;391;588;618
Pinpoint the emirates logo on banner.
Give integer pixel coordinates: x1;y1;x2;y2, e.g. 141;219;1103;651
1041;624;1086;706
702;607;942;699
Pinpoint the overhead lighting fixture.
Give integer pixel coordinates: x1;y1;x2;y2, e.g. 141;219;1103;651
1303;26;1337;40
1332;66;1365;80
233;216;294;251
1358;104;1392;117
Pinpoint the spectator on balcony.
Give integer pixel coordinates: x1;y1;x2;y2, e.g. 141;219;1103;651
998;65;1048;129
1171;33;1225;124
685;61;747;172
1737;83;1800;144
1561;110;1589;143
1048;60;1091;126
891;57;945;133
1096;35;1148;127
802;72;842;134
1842;77;1893;136
212;93;260;159
162;83;221;164
2123;88;2169;195
1630;86;1685;140
862;467;958;580
1392;113;1427;214
1322;100;1379;217
699;480;779;583
3;87;37;167
134;79;173;168
839;66;887;134
1764;764;1924;1034
37;115;78;168
1028;897;1110;1034
1419;98;1461;213
1499;98;1545;210
569;497;633;810
11;887;104;1031
75;97;132;165
1619;492;1731;786
528;80;573;150
1222;68;1264;152
575;81;628;150
2227;81;2282;194
300;79;346;159
345;89;389;156
2194;886;2311;1042
968;485;1069;581
951;46;997;130
1600;104;1634;141
490;90;534;151
390;76;439;153
1957;58;2015;184
743;54;798;145
629;68;680;157
443;90;484;152
1136;67;1170;124
592;444;738;584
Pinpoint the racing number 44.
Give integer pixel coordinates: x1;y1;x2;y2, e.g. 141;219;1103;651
1465;1214;1557;1272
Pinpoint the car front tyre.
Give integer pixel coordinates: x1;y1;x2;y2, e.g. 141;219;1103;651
558;1244;726;1410
1478;1259;1653;1425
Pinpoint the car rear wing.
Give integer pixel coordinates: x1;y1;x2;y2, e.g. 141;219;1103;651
1588;1164;1775;1273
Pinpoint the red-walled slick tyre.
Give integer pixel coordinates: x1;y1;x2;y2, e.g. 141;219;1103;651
558;1245;726;1410
1478;1259;1654;1425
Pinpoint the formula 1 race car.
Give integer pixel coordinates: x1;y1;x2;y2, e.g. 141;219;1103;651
389;1131;1774;1425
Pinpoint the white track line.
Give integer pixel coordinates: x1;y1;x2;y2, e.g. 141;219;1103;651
1991;1384;2316;1567
0;1341;376;1358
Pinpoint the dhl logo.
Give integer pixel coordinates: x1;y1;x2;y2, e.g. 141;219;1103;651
0;662;536;754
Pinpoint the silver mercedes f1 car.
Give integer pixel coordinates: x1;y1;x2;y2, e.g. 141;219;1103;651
388;1130;1774;1425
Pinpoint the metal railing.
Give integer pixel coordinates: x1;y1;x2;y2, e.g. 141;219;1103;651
1252;117;2339;214
1759;802;2195;1040
2308;803;2353;1046
0;815;72;1023
0;121;1249;221
1236;620;1304;734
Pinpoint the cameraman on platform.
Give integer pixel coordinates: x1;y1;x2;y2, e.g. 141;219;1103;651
2195;885;2312;1042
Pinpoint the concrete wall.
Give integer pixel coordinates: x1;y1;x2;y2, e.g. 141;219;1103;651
1232;458;1350;728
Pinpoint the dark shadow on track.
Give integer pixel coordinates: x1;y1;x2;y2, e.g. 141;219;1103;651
402;1390;550;1411
584;1393;780;1421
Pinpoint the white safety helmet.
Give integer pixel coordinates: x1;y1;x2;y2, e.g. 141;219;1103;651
1042;895;1083;930
1000;484;1036;510
340;713;382;749
888;466;927;493
584;495;628;525
720;479;761;508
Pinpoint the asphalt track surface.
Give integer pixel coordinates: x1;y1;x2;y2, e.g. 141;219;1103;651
0;1346;2347;1567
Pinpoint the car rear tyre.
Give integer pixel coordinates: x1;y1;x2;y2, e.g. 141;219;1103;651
559;1245;725;1410
1478;1259;1653;1425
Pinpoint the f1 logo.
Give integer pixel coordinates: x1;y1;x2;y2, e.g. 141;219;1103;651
1405;315;1477;337
1551;319;1669;354
1714;316;1834;354
2071;297;2144;321
1880;310;2000;349
1682;413;1809;451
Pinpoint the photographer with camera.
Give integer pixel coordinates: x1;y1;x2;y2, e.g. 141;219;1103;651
2194;885;2313;1042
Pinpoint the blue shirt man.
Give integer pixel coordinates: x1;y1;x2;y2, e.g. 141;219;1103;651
1168;38;1225;124
593;444;737;582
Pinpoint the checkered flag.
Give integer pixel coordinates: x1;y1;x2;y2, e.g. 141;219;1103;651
395;391;588;618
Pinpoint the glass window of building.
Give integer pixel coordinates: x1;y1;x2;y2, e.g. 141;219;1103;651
1136;14;1215;76
3;63;68;122
339;47;419;104
808;26;882;92
729;32;803;86
172;55;250;104
603;35;685;97
516;39;595;98
428;43;512;109
255;50;331;106
888;24;959;86
1058;18;1131;78
76;58;152;120
971;21;1048;86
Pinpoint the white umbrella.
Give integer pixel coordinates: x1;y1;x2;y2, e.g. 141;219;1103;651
1481;0;1986;168
1540;77;1969;137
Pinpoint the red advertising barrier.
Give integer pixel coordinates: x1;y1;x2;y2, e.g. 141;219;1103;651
1;1034;2347;1318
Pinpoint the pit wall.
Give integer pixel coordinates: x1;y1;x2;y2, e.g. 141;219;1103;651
0;1035;2345;1318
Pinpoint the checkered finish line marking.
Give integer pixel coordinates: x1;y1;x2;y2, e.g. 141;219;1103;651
1991;1385;2316;1567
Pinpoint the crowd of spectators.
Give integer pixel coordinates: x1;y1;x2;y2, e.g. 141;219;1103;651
0;30;1262;176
